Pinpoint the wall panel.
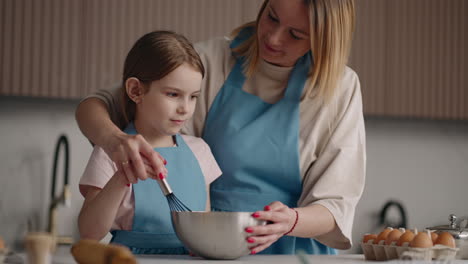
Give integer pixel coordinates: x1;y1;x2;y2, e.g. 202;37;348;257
0;0;83;98
81;0;262;98
350;0;467;119
1;0;466;119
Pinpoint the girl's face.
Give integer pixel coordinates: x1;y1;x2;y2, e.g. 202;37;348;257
257;0;311;67
135;63;202;139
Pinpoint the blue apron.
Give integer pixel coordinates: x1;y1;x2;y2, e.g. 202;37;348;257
203;27;336;255
111;123;207;254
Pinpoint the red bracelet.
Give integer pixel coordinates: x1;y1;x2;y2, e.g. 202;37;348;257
284;208;299;236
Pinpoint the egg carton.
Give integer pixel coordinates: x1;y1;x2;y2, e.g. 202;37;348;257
361;240;459;261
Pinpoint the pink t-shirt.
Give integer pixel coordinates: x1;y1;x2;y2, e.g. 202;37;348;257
79;135;222;231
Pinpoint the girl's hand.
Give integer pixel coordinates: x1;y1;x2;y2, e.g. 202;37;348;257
245;201;298;254
106;133;167;184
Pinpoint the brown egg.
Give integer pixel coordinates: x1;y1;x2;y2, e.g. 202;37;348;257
362;234;378;243
409;232;433;248
375;227;393;244
430;232;438;244
397;230;415;246
434;232;456;248
385;229;403;245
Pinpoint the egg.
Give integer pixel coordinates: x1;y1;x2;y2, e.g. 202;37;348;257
362;233;378;243
430;231;438;244
434;232;456;248
385;229;403;245
409;232;433;248
396;230;415;246
375;227;393;244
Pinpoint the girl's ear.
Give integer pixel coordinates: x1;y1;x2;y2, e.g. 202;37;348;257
125;77;144;103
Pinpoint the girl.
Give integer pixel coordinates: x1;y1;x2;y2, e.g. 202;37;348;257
78;31;222;254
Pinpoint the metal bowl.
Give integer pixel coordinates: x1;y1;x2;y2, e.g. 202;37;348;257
171;211;266;260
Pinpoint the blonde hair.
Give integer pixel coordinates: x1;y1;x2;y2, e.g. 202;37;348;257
121;31;204;123
231;0;355;102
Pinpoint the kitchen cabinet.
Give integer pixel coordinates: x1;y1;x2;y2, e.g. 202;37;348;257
350;0;467;119
1;0;467;119
1;0;83;98
0;0;262;99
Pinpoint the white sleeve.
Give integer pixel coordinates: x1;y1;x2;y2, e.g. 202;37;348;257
199;141;223;185
79;146;118;197
182;135;222;185
298;70;366;250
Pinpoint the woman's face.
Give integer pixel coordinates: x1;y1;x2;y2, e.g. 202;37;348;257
136;63;202;138
257;0;310;67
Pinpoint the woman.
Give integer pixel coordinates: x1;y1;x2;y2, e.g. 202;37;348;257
76;0;365;255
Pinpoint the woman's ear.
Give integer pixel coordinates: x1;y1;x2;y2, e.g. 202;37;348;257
125;77;144;103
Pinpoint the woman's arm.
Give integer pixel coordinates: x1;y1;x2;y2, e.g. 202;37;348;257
75;97;167;182
244;202;336;254
78;171;129;240
75;98;124;152
291;204;336;238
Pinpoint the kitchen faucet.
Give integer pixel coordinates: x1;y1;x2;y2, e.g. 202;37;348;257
47;134;73;245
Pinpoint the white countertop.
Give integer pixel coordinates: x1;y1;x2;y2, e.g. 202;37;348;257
9;247;468;264
51;253;468;264
52;251;367;264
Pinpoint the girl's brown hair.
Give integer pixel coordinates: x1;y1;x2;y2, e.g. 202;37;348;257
231;0;355;102
121;30;205;123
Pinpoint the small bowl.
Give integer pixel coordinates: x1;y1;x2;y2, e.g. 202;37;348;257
171;211;266;260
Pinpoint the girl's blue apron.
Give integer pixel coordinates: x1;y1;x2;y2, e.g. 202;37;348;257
111;123;206;254
202;27;336;255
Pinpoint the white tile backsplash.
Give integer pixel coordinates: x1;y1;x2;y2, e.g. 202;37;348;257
0;97;91;249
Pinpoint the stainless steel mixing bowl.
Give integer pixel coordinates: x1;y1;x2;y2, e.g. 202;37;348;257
171;211;266;260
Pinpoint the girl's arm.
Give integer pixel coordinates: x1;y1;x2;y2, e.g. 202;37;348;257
78;171;129;240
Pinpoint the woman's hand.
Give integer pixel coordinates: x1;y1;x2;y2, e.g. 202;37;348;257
245;201;298;254
105;133;168;184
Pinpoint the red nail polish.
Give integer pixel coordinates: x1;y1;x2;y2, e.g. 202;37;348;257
159;173;165;180
247;237;255;243
264;205;271;211
252;212;260;218
163;159;167;165
126;184;130;187
245;227;254;233
251;250;256;255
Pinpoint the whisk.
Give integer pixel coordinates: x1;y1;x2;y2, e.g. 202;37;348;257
156;177;192;212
